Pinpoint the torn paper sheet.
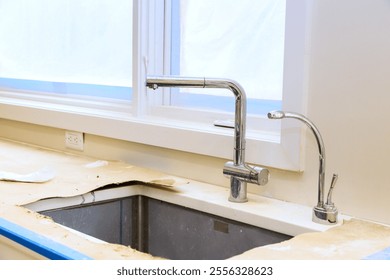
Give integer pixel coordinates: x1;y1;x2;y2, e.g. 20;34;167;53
0;167;56;183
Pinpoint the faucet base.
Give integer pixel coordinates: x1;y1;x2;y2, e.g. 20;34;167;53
312;206;338;225
228;177;248;203
228;197;248;203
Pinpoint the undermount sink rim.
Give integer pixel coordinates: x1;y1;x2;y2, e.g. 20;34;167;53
18;182;347;260
24;182;342;238
29;191;292;260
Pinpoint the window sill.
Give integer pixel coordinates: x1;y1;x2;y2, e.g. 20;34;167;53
0;91;303;171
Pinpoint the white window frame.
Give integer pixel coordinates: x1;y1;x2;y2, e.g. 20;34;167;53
0;0;311;171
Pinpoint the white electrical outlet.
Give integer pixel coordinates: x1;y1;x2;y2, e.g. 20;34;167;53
65;131;84;151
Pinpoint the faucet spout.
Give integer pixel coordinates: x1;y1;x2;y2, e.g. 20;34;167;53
147;76;269;202
268;110;338;224
147;76;246;164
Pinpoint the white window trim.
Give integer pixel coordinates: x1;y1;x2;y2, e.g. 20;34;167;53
0;0;311;171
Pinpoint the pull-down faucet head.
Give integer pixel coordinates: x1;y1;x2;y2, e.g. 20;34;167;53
267;110;286;119
268;110;338;225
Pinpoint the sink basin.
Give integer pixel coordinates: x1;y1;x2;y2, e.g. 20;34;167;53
25;185;292;260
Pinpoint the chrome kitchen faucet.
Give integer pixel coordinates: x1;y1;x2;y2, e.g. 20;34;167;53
268;110;339;224
146;76;269;202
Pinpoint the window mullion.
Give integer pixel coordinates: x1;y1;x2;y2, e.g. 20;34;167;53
162;0;174;106
132;0;165;117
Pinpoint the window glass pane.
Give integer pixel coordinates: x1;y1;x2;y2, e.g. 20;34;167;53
170;0;285;114
0;0;132;100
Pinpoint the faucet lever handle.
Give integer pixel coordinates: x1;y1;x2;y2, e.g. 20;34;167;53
326;173;338;206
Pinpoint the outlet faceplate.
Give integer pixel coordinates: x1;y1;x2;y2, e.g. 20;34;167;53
65;131;84;151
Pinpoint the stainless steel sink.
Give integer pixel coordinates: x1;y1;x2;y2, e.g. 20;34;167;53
25;186;291;260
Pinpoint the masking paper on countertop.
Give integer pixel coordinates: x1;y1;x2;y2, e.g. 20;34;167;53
0;139;189;206
229;219;390;260
0;139;190;260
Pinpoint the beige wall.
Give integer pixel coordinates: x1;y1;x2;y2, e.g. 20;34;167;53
1;0;390;225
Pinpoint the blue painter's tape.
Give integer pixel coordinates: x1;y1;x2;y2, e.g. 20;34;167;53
0;217;93;260
363;247;390;260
